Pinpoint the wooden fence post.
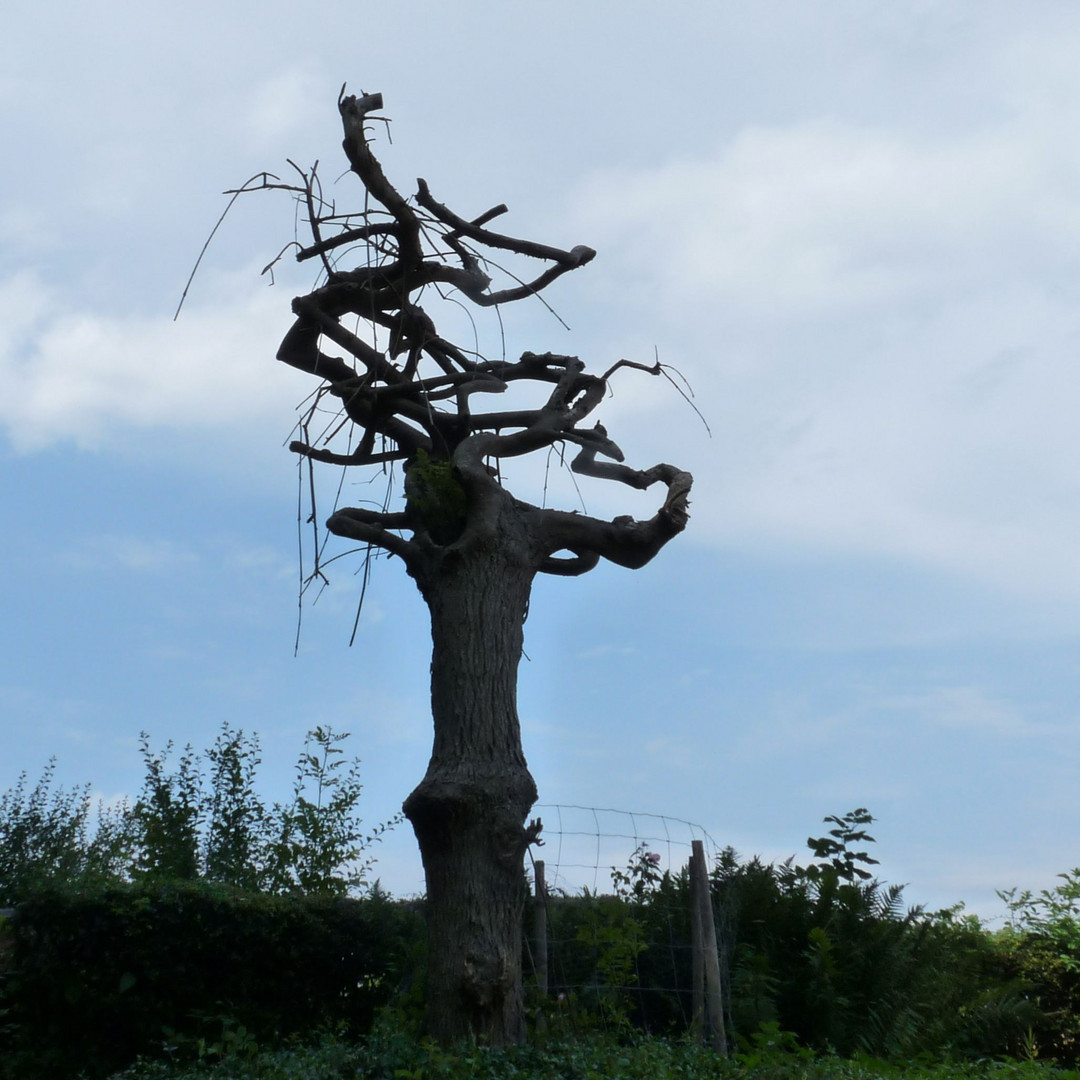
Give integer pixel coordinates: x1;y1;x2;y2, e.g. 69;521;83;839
534;859;548;998
689;840;727;1054
690;849;704;1041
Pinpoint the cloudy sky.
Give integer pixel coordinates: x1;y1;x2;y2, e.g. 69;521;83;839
4;1;1080;915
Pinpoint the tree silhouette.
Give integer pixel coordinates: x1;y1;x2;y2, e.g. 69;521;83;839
268;89;693;1043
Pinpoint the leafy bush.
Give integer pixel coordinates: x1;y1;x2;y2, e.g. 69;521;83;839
0;882;423;1080
0;725;408;1079
993;871;1080;1064
101;1024;1080;1080
261;725;386;896
713;809;1041;1059
0;760;133;905
0;724;396;903
6;763;1080;1074
537;810;1058;1064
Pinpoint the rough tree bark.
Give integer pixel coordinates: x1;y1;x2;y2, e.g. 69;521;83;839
261;88;694;1043
403;514;539;1043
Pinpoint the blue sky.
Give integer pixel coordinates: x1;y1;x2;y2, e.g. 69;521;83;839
3;1;1080;916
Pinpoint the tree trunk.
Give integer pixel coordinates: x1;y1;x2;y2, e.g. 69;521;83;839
403;524;539;1044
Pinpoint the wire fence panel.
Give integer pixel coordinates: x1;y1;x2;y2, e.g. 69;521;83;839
524;804;728;1046
532;803;721;895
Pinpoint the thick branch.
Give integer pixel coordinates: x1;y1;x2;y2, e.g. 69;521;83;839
532;465;692;573
326;506;417;563
288;441;408;467
338;92;423;266
470;258;596;308
416;180;594;266
276;315;358;383
291;296;404;385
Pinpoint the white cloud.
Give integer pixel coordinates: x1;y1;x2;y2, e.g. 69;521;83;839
565;99;1080;609
573;118;1080;315
0;268;311;452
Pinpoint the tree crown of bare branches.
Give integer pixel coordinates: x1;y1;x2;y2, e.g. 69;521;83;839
238;89;692;582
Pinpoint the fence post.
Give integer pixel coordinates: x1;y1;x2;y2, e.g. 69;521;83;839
690;849;704;1041
534;859;548;998
690;840;727;1055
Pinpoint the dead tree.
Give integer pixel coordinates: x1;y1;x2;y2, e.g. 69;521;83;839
271;89;692;1044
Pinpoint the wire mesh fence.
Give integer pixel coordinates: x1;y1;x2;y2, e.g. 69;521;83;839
531;803;721;896
524;804;729;1045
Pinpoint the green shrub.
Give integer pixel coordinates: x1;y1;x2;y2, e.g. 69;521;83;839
0;882;423;1080
0;724;397;904
991;873;1080;1065
712;810;1043;1059
0;761;133;905
101;1025;1080;1080
539;810;1059;1064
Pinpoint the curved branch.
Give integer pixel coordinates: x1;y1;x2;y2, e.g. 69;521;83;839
297;222;400;263
416;179;595;267
326;507;417;564
415;179;596;304
289;441;408;467
469;256;597;307
532;466;693;571
571;439;669;488
291;296;404;385
276;315;358;383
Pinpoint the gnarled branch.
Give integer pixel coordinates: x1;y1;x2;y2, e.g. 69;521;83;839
531;465;692;573
264;89;692;576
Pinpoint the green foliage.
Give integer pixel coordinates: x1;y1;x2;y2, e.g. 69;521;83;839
0;760;132;905
611;842;666;902
0;724;408;1078
1001;868;1080;971
264;726;393;897
203;726;266;891
7;777;1080;1075
572;895;648;1026
132;736;203;882
991;872;1080;1064
100;1024;1080;1080
539;810;1071;1065
0;723;394;903
0;883;423;1080
712;809;1040;1060
538;844;687;1035
799;808;881;883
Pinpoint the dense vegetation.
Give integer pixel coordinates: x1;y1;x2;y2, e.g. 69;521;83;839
1;739;1078;1078
0;723;395;904
99;1027;1080;1080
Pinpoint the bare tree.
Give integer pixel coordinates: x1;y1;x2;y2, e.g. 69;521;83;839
267;89;692;1043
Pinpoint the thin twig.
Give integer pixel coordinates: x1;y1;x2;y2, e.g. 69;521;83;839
175;172;279;320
